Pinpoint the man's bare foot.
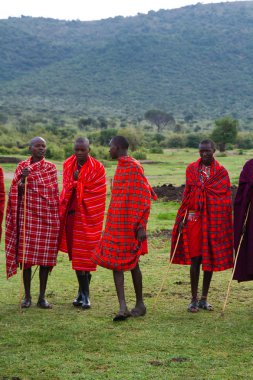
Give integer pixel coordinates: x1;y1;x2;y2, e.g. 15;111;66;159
131;302;147;317
113;308;131;322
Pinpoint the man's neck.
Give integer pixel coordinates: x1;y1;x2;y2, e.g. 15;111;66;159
31;157;43;163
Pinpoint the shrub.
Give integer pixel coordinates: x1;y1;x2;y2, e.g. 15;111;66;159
91;146;110;160
46;143;65;160
166;135;185;148
132;151;147;160
236;133;253;149
149;146;164;154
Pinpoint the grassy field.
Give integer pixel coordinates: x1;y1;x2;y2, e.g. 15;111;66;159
1;149;253;380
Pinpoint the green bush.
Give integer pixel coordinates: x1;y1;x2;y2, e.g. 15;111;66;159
91;146;110;160
149;146;164;154
132;151;147;160
235;133;253;149
166;135;185;148
64;143;74;159
185;133;205;148
46;143;65;160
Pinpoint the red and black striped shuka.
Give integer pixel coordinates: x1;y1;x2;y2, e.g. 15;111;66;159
171;158;233;272
92;156;157;271
59;155;106;271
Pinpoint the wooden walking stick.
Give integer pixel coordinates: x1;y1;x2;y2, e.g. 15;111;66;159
19;177;28;310
221;202;251;317
153;209;188;309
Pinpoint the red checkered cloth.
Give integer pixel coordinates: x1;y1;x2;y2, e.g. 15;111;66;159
5;158;60;279
0;166;5;241
170;158;233;271
92;156;157;271
59;155;106;271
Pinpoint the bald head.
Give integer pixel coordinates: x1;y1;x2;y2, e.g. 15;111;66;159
109;135;129;160
111;136;129;150
29;136;46;162
74;137;90;164
74;137;90;147
29;136;46;148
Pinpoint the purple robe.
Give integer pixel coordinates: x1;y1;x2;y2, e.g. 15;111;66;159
233;159;253;281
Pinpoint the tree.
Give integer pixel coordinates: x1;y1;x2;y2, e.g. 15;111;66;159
144;109;175;133
78;117;96;130
211;116;238;152
99;129;118;146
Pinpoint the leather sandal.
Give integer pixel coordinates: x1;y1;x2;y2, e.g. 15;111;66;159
21;297;32;308
131;305;147;317
37;297;52;309
187;299;199;313
198;299;213;311
113;310;131;322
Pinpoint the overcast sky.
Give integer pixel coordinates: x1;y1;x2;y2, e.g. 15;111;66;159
0;1;245;21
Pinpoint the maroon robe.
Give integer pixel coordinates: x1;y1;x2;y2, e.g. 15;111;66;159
233;159;253;282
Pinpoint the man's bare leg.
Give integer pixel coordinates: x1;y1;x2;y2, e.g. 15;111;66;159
21;267;32;308
198;270;213;310
113;270;130;321
188;256;202;312
131;263;146;317
37;266;52;309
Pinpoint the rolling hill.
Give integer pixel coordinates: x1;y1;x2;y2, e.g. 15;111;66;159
0;1;253;121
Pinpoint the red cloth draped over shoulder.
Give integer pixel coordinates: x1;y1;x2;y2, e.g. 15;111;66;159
91;156;157;271
0;166;5;241
170;158;233;272
5;158;60;279
59;155;106;270
233;159;253;281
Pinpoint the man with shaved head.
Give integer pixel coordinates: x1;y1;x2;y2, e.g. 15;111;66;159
6;137;60;308
92;136;157;321
170;139;233;312
59;137;106;309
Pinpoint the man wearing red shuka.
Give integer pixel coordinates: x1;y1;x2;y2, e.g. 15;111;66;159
5;137;60;309
92;136;157;321
59;137;106;309
0;165;5;241
170;139;233;313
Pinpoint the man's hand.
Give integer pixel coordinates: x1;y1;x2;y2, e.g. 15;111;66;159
21;167;30;183
136;227;147;242
178;219;186;233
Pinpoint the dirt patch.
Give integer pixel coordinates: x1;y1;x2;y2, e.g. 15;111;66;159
153;184;238;202
150;229;172;239
153;184;185;201
0;156;22;163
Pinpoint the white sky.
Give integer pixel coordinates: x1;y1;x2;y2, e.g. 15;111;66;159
0;1;245;21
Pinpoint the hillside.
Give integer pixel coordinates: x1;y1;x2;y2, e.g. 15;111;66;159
0;1;253;120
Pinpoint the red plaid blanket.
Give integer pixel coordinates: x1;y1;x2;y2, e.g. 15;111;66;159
92;156;157;271
5;158;60;278
59;155;106;270
0;167;5;241
171;158;233;271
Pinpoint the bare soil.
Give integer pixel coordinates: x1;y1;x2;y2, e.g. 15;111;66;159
153;184;238;202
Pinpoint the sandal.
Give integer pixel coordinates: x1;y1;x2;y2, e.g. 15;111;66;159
113;310;131;322
187;299;199;313
198;299;213;311
131;305;147;318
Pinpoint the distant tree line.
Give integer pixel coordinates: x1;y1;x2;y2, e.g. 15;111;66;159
0;108;247;160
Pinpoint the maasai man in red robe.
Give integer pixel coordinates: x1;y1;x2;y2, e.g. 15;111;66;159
0;166;5;241
233;159;253;282
170;139;233;312
6;137;60;309
92;136;157;321
59;137;106;309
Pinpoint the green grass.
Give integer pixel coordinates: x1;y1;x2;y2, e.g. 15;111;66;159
1;150;253;379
